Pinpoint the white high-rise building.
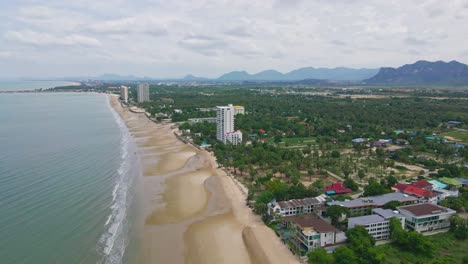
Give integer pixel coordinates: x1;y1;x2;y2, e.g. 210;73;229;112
120;86;128;102
137;83;150;102
216;104;243;145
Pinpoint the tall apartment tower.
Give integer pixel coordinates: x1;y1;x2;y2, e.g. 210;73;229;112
137;83;150;102
120;86;128;102
216;104;243;145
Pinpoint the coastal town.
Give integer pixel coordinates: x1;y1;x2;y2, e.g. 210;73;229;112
114;82;468;263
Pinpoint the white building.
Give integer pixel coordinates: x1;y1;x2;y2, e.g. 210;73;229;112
268;195;327;217
137;83;150;102
397;203;455;233
348;208;405;241
120;86;128;102
225;130;243;145
284;214;346;251
233;105;245;115
216;104;240;144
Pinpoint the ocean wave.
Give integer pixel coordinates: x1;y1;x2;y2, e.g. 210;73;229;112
97;97;137;264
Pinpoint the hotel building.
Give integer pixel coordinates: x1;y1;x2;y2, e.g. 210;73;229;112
348;208;405;241
120;86;128;102
216;104;243;145
397;203;455;233
137;83;150;102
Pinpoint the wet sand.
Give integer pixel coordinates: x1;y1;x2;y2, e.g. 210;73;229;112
109;95;298;264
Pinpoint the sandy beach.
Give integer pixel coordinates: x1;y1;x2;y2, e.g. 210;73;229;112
109;95;298;264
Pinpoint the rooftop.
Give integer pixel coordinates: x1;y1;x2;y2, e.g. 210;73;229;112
284;214;337;233
323;182;352;194
455;178;468;185
349;209;400;227
373;208;401;219
410;180;432;189
398;203;455;217
393;183;438;198
439;177;462;186
275;195;327;210
328;192;417;208
428;180;448;189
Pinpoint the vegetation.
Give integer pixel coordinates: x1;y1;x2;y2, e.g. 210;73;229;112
379;232;468;263
440;187;468;212
307;248;333;264
389;217;435;256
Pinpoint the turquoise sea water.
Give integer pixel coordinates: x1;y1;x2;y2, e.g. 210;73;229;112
0;80;79;91
0;93;139;263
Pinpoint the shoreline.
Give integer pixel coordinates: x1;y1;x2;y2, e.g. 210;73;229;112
108;94;298;264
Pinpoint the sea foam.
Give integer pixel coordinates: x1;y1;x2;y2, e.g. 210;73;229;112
98;97;138;264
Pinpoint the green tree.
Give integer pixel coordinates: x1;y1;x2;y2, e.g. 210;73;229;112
307;248;333;264
327;205;349;225
383;200;402;210
333;246;358;264
331;150;341;158
450;214;468;240
343;178;359;191
363;178;390;197
358;169;366;180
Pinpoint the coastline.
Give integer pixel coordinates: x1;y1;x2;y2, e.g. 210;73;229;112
108;95;298;264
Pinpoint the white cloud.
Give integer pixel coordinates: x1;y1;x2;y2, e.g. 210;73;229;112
0;0;467;78
5;30;101;47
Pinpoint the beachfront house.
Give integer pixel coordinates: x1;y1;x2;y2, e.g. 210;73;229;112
397;203;455;233
268;195;327;217
328;192;418;217
348;208;405;241
283;214;346;252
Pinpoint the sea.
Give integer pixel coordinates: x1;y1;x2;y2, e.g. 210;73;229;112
0;80;80;91
0;82;141;264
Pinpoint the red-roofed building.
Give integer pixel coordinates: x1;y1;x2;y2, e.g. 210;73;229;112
393;183;438;204
323;182;352;195
410;180;432;190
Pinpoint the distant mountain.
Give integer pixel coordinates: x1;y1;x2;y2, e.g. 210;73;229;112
364;60;468;85
182;74;210;81
217;67;378;81
286;67;378;81
218;71;253;81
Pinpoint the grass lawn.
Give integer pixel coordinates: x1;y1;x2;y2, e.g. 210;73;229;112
280;137;316;144
440;130;468;144
378;232;468;264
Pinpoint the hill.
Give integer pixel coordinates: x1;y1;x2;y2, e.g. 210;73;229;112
365;60;468;85
217;67;378;81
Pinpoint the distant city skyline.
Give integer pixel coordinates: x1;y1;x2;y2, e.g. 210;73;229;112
1;0;467;78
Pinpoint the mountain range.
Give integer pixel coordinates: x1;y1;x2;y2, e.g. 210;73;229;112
26;60;468;86
194;67;379;81
364;60;468;85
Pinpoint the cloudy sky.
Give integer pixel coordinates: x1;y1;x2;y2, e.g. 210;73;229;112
1;0;467;78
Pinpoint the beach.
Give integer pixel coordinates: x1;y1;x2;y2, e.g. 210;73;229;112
109;95;298;264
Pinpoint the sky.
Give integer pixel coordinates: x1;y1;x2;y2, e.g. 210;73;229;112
0;0;468;79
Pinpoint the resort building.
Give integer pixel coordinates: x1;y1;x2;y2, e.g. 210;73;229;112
268;195;327;217
348;208;405;241
397;203;456;233
216;104;243;145
284;214;346;251
187;117;217;125
137;83;150;102
455;178;468;187
393;182;438;204
328;192;418;217
439;177;463;188
323;182;352;195
120;86;128;102
225;130;243;145
233;105;245;115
